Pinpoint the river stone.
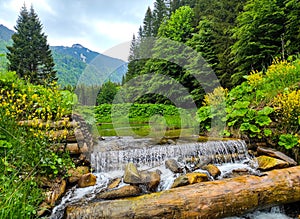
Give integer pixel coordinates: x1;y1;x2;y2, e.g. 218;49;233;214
96;185;141;200
140;170;161;191
45;179;66;206
257;147;297;166
257;155;289;171
78;173;97;188
203;164;221;178
123;162;142;184
165;159;183;173
186;173;209;184
68;166;90;183
171;175;189;188
107;178;122;190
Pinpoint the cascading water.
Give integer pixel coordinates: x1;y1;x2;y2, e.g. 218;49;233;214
91;139;252;173
50;138;292;219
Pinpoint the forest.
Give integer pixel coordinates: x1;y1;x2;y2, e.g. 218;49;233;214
0;0;300;218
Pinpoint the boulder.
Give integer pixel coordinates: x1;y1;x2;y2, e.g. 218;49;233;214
165;159;183;173
123;163;141;184
68;166;90;183
257;155;289;171
203;164;221;178
171;175;189;188
78;173;97;188
257;147;297;166
96;185;141;200
140;170;161;191
186;173;209;184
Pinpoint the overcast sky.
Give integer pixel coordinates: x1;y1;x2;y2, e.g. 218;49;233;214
0;0;154;59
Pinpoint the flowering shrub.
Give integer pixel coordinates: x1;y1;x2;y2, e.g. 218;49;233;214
0;71;73;121
197;57;300;161
273;90;300;131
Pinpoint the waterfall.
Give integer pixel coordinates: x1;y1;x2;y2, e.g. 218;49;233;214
91;139;252;173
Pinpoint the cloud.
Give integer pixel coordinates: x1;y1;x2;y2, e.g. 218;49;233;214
0;0;155;52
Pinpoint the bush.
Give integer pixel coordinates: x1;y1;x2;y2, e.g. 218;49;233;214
197;58;300;161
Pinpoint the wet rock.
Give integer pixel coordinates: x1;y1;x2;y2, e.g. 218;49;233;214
68;166;90;184
45;179;66;206
232;168;251;177
37;201;51;217
107;178;122;190
186;173;209;184
78;173;97;188
96;185;141;200
257;155;289;171
165;159;183;173
140;170;161;191
171;175;189;188
185;156;212;170
257;147;297;166
123;162;142;184
203;164;221;178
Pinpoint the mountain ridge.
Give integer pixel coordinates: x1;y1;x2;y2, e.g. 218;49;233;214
0;24;127;86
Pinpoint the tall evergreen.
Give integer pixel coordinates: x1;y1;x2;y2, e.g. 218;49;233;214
142;7;154;37
232;0;285;81
153;0;168;36
7;4;56;85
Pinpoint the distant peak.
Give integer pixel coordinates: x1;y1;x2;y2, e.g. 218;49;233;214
72;44;84;49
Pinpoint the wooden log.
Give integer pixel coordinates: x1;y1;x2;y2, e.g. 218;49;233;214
65;166;300;219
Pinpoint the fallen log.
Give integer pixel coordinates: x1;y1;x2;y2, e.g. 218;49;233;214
65;166;300;219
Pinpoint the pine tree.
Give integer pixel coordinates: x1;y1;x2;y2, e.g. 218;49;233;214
153;0;168;36
7;4;56;85
142;7;154;37
231;0;285;81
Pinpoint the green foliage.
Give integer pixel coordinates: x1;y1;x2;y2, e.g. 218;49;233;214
278;134;299;150
0;71;73;121
198;58;300;161
95;103;195;129
0;68;75;217
158;6;194;42
7;5;56;85
96;81;119;105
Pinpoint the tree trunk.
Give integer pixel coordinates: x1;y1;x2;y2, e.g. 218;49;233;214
65;166;300;219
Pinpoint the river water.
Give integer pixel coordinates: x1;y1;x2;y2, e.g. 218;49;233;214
50;137;298;219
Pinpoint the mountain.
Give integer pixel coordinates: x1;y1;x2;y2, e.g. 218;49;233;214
0;24;127;86
0;25;14;54
51;44;127;86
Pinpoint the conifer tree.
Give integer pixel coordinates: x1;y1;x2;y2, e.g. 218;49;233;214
153;0;168;36
7;4;56;85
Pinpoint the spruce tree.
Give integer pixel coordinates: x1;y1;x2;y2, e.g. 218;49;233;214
7;4;56;85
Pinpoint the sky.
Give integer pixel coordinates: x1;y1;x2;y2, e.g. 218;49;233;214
0;0;155;60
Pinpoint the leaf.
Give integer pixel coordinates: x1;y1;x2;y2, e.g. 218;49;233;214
263;129;272;137
233;101;250;109
230;108;248;117
255;115;272;126
278;134;298;150
240;123;250;131
258;106;274;116
249;124;260;133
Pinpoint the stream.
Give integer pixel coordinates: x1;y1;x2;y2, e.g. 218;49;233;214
50;136;298;219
